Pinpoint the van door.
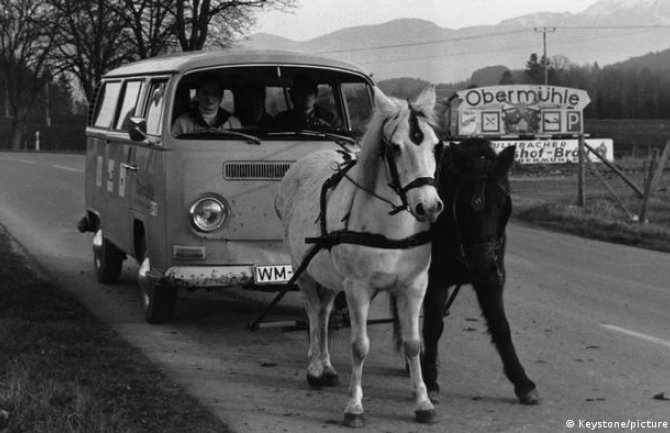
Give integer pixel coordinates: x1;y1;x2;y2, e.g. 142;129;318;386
127;78;169;263
112;79;145;255
88;80;130;249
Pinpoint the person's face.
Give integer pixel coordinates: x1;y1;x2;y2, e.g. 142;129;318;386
196;84;222;112
291;88;317;112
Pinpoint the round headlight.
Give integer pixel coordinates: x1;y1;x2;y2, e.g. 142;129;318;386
189;197;226;232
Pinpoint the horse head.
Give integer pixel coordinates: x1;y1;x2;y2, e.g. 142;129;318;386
366;86;444;223
440;138;516;284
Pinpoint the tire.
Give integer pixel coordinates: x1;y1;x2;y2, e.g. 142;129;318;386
93;230;124;283
138;257;176;324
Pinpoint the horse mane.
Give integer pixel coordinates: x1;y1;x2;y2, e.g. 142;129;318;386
356;98;401;193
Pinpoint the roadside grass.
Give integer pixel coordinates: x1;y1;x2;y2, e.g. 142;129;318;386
0;228;228;433
510;160;670;254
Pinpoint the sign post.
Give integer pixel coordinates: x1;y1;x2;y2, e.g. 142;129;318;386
578;133;585;206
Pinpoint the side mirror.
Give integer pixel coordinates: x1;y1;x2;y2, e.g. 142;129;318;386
128;117;147;142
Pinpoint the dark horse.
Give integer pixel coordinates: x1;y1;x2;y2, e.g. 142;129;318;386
419;137;540;405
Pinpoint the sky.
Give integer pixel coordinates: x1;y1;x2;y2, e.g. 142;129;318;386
253;0;603;41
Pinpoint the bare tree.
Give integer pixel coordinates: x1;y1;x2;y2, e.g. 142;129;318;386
174;0;296;51
119;0;178;59
48;0;134;100
0;0;59;149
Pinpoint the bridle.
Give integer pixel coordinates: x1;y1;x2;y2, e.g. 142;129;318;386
361;110;442;216
448;155;511;278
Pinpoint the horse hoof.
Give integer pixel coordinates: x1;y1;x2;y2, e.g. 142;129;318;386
343;412;365;428
322;371;340;387
428;389;440;404
306;374;323;389
306;372;339;389
415;409;438;424
518;389;541;405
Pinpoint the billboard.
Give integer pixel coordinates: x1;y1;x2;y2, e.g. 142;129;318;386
486;138;614;164
452;85;591;136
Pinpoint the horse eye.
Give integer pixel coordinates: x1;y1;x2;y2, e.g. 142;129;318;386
392;143;402;154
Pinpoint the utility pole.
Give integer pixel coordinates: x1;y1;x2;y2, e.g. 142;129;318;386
534;27;556;84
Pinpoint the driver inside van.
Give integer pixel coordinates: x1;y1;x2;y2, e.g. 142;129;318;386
172;74;241;136
274;74;339;130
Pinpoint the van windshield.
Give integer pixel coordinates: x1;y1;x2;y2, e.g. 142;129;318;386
171;66;373;140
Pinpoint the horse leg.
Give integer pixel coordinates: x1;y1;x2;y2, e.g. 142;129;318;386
301;277;339;388
396;287;438;424
472;282;540;405
421;281;450;403
342;283;371;428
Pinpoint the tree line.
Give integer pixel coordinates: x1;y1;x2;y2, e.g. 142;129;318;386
0;0;295;149
523;53;670;119
380;52;670;121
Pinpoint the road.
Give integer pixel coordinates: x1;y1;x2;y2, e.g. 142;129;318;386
1;151;669;433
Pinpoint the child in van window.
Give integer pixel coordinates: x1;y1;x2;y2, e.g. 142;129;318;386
172;74;241;136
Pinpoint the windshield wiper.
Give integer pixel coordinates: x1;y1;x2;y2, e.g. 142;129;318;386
179;129;261;145
267;129;357;147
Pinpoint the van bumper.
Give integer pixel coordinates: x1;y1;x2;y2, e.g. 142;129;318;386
163;265;293;291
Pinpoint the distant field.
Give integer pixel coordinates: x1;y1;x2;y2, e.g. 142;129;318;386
510;160;670;253
585;119;669;158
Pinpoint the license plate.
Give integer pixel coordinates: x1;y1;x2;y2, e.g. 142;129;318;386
253;264;293;285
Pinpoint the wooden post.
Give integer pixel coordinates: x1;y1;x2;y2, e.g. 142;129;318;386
577;133;585;206
583;142;644;198
586;158;637;222
638;149;658;223
648;140;670;194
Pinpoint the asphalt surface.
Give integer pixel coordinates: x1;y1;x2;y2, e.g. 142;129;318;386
0;151;669;433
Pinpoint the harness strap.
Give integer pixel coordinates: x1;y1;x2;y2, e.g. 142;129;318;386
305;229;431;250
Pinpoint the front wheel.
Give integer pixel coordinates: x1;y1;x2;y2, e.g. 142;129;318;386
138;257;176;324
93;230;124;283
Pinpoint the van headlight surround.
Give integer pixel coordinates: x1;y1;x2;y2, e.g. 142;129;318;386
189;196;227;232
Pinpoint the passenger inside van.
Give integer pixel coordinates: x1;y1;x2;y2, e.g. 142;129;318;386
234;81;274;128
172;73;241;136
274;74;340;130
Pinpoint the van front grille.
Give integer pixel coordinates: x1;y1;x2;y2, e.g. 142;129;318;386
223;161;292;180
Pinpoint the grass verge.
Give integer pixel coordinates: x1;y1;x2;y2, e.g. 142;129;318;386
0;227;228;433
511;162;670;254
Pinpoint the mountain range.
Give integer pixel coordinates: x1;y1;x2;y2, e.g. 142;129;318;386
237;0;670;84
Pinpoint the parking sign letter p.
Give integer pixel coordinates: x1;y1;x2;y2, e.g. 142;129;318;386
567;111;582;132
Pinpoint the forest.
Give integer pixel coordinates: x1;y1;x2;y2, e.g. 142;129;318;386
379;50;670;120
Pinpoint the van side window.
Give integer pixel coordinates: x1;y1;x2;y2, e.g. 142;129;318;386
115;80;144;131
145;80;167;135
93;81;122;128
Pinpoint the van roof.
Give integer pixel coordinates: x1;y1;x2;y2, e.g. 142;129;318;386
103;49;371;78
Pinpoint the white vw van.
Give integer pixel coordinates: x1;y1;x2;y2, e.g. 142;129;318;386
79;50;374;323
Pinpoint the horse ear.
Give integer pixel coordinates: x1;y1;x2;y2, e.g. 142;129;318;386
411;85;436;117
496;145;516;173
374;87;397;116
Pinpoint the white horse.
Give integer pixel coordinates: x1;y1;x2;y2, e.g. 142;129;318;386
277;86;444;427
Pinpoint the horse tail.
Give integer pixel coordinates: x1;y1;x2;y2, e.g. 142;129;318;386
390;294;403;353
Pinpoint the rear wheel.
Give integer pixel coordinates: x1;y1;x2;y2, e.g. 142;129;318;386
93;230;124;283
138;256;177;324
